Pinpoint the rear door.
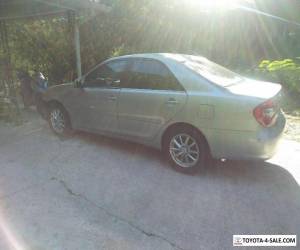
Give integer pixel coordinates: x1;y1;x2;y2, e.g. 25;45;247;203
118;58;187;140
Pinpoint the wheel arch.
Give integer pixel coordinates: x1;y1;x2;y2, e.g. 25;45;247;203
46;99;70;114
161;122;211;157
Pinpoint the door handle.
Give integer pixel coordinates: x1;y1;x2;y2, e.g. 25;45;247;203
166;98;178;105
107;95;117;101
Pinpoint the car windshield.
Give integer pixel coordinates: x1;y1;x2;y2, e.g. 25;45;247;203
182;55;243;87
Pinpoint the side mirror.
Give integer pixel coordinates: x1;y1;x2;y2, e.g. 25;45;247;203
74;78;83;88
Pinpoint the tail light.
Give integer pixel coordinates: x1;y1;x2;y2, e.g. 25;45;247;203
253;99;278;127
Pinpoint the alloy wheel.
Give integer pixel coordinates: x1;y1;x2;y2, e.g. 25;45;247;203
50;109;65;134
169;133;200;168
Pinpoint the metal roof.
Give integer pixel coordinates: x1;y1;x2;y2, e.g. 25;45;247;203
0;0;110;20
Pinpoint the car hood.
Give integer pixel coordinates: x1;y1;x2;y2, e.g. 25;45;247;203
43;82;74;100
225;78;282;100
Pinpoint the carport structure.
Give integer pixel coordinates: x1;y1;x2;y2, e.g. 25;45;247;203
0;0;109;121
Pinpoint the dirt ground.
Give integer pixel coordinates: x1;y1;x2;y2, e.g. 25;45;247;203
284;114;300;143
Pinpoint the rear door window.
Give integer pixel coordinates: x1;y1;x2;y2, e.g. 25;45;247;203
123;59;184;91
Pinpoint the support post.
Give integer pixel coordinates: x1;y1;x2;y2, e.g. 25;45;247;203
0;20;21;124
74;13;82;79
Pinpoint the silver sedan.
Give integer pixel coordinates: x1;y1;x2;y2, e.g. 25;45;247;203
41;53;286;173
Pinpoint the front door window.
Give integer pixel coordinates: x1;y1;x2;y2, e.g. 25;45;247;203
85;60;128;88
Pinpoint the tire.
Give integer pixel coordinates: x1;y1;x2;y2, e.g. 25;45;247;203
163;127;207;174
48;104;72;137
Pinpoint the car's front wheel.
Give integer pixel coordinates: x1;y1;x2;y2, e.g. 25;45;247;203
163;127;207;174
48;104;71;137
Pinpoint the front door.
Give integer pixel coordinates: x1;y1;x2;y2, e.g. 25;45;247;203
75;59;129;133
118;58;187;140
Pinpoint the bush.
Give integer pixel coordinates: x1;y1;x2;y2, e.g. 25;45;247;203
257;59;300;96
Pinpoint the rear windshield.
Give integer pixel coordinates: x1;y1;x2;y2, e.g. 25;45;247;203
181;55;243;87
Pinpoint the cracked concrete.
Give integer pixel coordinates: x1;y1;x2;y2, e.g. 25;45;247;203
53;177;184;250
0;111;299;250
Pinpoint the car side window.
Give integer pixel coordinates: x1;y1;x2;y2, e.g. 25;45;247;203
123;59;184;91
85;60;128;87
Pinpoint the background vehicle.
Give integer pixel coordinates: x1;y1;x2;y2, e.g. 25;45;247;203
41;53;286;173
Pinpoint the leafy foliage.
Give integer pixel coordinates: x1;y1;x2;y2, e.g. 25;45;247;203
8;18;74;83
258;59;300;95
1;0;300;87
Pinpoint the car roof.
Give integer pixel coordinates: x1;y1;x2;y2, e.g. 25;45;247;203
107;53;200;64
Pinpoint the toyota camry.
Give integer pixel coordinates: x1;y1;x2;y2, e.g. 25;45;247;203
41;53;286;173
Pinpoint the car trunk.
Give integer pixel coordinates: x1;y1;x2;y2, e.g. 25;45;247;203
226;78;283;128
225;78;282;100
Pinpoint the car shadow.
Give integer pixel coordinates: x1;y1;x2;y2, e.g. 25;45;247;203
73;130;166;162
61;130;300;241
74;130;299;188
206;159;300;188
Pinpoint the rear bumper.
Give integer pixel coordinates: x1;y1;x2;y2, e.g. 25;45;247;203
209;112;286;160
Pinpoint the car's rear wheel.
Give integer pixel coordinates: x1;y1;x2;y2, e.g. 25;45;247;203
48;104;71;136
163;127;207;174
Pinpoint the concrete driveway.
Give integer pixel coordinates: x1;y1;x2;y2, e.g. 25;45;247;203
0;111;299;250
